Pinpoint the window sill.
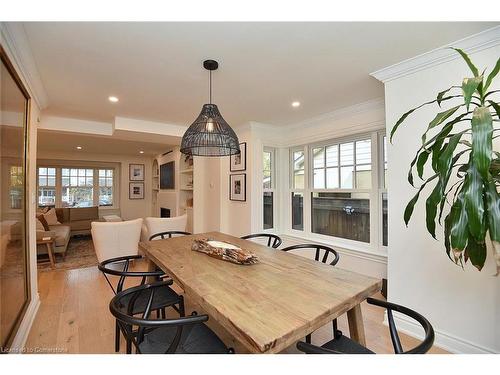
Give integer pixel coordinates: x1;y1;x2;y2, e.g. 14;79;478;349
280;230;387;263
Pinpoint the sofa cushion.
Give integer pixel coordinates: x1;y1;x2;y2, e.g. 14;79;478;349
56;208;70;223
70;207;98;221
70;220;93;232
36;215;50;231
51;225;70;247
43;208;61;225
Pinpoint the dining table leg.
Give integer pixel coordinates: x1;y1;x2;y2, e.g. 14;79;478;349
347;304;366;346
146;257;157;283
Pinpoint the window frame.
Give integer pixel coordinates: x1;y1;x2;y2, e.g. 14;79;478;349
287;131;386;253
262;147;276;231
37;165;118;210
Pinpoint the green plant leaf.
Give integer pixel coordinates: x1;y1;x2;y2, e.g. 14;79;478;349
471;107;493;180
404;174;438;226
488;100;500;118
452;48;479;77
465;233;487;271
444;212;453;260
390;95;461;142
463;163;485;241
450;191;468;252
462;76;483;110
416;150;431;179
484;57;500;91
421;105;462;145
437;86;458;107
484;180;500;242
425;180;443;239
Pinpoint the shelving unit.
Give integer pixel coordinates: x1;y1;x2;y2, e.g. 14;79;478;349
151;159;159;216
179;154;194;232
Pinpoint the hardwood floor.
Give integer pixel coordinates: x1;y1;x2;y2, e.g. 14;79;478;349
26;262;447;354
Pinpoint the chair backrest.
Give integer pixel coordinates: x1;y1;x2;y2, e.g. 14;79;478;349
149;231;191;241
281;243;339;266
145;215;188;241
241;233;282;249
110;281;208;354
91;218;143;263
296;298;434;354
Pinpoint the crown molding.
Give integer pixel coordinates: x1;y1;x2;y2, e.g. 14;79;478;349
371;26;500;83
287;97;385;130
0;22;49;109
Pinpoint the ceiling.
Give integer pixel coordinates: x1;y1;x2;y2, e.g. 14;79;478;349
37;129;174;157
22;22;497;127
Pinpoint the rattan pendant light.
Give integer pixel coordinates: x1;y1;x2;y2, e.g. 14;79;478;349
180;60;240;157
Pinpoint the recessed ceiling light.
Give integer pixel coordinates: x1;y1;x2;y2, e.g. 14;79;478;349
76;146;83;150
139;150;144;154
108;96;119;103
291;101;301;108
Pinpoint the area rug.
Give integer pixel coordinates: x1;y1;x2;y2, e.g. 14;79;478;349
37;235;98;272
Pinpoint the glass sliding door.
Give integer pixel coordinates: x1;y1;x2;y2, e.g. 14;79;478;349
0;45;31;348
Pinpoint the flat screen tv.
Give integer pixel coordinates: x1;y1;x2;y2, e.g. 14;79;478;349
160;161;175;189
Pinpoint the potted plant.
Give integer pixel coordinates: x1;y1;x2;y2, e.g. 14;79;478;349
391;49;499;274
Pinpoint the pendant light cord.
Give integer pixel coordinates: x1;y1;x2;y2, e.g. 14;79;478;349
209;70;212;104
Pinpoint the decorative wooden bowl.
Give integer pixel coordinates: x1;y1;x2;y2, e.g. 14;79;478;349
191;238;259;265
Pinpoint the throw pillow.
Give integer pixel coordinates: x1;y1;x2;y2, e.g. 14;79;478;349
36;218;45;231
43;208;60;226
37;215;51;231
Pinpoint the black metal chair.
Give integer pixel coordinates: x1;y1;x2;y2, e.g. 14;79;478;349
98;255;185;353
241;233;282;249
281;243;340;343
149;231;192;241
110;281;234;354
296;297;435;354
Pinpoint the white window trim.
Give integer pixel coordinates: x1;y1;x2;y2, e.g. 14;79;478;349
262;147;277;231
284;131;387;254
37;165;119;210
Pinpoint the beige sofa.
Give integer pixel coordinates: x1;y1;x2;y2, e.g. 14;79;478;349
36;207;99;256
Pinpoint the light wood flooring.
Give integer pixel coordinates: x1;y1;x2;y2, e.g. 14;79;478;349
25;262;447;354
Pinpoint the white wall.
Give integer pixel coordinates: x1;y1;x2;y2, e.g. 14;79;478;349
382;45;499;353
37;150;153;220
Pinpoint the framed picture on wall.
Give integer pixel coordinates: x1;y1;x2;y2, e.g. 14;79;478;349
129;163;145;181
230;142;246;172
229;174;246;202
129;182;144;199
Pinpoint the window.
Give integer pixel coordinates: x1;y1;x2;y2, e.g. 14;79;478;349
38;167;56;207
289;132;386;249
263;149;274;229
381;135;388;246
61;168;94;207
99;169;114;206
292;150;305;189
9;166;23;209
290;148;306;231
313;139;371;190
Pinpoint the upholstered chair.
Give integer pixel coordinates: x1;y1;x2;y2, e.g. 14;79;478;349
91;218;143;263
144;215;188;241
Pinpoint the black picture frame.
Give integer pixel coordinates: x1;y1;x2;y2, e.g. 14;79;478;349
129;182;145;199
230;142;247;172
129;163;145;181
229;173;246;202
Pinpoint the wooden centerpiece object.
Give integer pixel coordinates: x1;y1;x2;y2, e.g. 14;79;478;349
191;238;259;265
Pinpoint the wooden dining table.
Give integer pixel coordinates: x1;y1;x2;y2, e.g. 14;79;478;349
139;231;382;353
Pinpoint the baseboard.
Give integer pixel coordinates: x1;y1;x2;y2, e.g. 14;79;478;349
383;312;497;354
9;293;40;352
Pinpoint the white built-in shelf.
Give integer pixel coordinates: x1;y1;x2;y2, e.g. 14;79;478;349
180;187;193;191
180;168;193;174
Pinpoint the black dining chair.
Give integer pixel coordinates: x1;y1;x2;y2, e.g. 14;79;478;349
110;280;234;354
281;243;340;342
149;231;192;241
241;233;282;249
98;255;185;353
296;297;435;354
